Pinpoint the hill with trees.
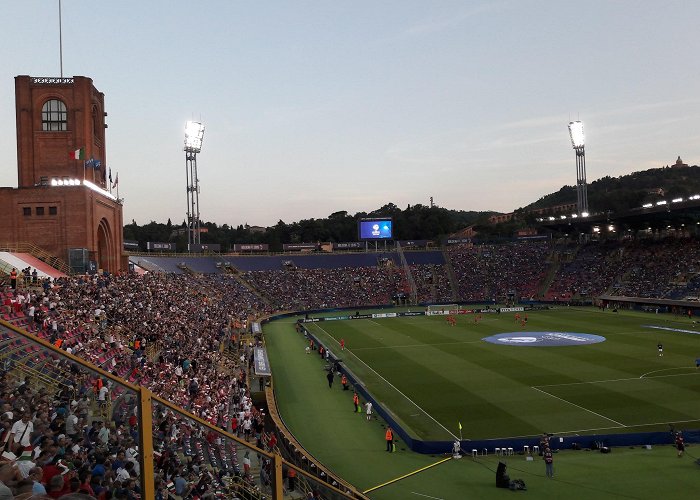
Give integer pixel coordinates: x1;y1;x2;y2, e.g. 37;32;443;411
124;164;700;250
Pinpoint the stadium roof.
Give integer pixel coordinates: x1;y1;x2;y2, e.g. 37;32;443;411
536;197;700;234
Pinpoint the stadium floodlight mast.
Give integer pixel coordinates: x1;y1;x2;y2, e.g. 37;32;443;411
184;121;205;249
568;120;589;216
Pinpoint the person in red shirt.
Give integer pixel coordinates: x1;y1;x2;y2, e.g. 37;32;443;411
676;432;685;457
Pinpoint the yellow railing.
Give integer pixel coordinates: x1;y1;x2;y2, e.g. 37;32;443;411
0;242;72;275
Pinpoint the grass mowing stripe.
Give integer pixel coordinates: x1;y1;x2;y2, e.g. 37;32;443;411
531;386;626;427
352;339;485;350
310;322;459;440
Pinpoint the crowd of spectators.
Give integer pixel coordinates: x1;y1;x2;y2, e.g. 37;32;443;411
546;242;619;300
241;266;405;311
1;272;275;499
446;241;550;302
610;238;700;299
408;264;453;304
3;235;700;498
545;237;700;300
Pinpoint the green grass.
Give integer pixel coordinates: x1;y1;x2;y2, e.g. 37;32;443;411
264;307;700;499
302;307;700;441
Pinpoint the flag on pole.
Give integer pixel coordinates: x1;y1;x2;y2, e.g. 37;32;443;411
108;168;112;185
69;148;85;160
112;173;119;189
458;422;462;431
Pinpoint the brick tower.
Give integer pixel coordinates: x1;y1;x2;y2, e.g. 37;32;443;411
0;76;124;273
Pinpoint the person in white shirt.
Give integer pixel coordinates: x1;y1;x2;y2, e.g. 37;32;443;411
10;413;34;450
365;401;373;421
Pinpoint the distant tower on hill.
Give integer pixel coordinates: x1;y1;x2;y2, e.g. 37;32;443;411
0;76;124;273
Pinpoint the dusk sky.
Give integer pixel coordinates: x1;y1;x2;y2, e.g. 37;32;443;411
2;1;699;227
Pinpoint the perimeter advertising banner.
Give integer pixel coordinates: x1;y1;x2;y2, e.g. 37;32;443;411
233;243;269;252
333;242;364;250
253;347;272;376
282;243;318;251
397;240;430;247
146;242;176;251
188;243;221;252
123;240;139;251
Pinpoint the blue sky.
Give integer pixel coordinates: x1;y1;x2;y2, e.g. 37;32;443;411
2;1;699;227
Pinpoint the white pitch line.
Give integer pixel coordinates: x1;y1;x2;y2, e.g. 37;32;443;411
411;492;445;500
531;386;626;427
639;367;698;378
536;371;699;388
311;323;459;440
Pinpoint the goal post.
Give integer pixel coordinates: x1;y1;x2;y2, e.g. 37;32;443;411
425;304;459;316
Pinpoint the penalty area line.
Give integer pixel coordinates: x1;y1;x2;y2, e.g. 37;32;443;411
639;367;698;378
411;492;446;500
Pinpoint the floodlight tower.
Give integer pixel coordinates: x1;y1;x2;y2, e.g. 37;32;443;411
568;120;589;216
184;121;205;248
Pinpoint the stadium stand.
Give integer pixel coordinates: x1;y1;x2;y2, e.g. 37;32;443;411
0;271;361;499
5;237;700;498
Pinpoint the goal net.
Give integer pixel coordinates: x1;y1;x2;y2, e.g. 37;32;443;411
425;304;459;316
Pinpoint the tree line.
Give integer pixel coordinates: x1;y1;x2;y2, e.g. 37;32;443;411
123;204;492;252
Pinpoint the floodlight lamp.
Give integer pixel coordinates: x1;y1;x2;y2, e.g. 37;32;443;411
580;211;589;217
672;197;683;203
184;121;205;152
51;179;58;186
568;121;585;149
571;213;578;218
656;200;667;206
642;203;653;208
560;215;567;220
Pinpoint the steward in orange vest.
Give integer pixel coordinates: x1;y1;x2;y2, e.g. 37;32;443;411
385;427;394;452
353;392;359;413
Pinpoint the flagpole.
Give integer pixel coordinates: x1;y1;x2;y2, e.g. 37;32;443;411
116;173;119;200
58;0;63;78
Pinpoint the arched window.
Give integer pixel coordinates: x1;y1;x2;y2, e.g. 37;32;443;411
92;106;100;137
41;99;67;131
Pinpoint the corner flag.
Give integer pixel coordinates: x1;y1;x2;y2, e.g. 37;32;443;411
458;422;462;431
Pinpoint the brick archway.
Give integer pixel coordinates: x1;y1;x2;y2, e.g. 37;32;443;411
97;218;114;272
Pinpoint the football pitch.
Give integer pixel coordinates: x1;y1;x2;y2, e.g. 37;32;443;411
300;307;700;442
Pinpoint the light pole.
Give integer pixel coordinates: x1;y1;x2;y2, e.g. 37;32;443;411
568;120;589;216
184;121;205;248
